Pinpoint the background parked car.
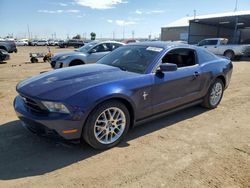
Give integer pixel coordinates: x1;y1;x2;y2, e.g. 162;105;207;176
0;40;17;53
54;40;59;46
30;40;38;46
59;39;84;48
198;38;250;60
122;39;139;44
51;41;124;69
0;49;10;62
48;40;56;46
15;40;28;46
37;40;48;46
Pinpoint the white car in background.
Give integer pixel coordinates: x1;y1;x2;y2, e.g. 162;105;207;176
37;40;48;46
198;38;250;60
15;40;28;46
31;40;38;46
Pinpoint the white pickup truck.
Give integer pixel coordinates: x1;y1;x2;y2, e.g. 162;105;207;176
198;38;250;60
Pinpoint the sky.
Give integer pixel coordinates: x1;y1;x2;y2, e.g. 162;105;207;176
0;0;250;39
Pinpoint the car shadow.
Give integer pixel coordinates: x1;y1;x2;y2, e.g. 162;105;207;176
0;106;207;180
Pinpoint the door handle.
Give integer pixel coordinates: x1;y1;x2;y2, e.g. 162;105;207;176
204;46;207;48
193;72;200;78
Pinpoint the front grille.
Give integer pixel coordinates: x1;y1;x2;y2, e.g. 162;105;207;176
21;96;49;115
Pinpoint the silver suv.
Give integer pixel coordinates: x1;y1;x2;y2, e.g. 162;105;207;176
51;41;124;69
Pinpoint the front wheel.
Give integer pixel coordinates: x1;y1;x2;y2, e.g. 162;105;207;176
83;101;130;150
202;79;224;109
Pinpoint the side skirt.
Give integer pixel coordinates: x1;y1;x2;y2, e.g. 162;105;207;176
134;99;203;127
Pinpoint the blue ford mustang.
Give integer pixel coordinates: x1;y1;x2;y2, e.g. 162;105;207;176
14;42;233;149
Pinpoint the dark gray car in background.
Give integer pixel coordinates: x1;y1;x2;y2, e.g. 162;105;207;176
51;41;124;69
0;40;17;53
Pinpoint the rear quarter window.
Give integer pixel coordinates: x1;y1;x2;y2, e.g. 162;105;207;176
198;49;218;64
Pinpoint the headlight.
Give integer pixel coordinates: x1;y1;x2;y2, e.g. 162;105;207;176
59;55;70;60
42;101;70;114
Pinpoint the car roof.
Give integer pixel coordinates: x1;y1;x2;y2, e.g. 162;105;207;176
98;41;125;45
126;41;195;50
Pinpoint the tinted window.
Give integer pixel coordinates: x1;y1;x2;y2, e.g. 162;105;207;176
93;44;110;52
107;43;123;51
162;48;196;68
98;46;162;74
199;40;218;46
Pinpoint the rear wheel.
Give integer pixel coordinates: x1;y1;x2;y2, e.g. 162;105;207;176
83;100;130;150
224;50;235;60
202;79;224;109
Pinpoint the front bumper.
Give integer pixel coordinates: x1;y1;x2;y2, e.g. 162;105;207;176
14;95;84;140
50;60;67;69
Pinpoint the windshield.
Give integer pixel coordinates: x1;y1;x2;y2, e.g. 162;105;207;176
97;45;163;74
77;41;99;52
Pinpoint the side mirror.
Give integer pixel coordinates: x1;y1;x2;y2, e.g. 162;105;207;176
159;63;177;72
89;49;97;54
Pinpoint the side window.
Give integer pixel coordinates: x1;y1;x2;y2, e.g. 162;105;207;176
199;40;207;46
207;40;218;45
107;43;122;51
93;44;109;52
162;48;196;68
198;49;217;63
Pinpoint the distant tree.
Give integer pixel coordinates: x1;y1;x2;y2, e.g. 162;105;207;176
90;32;96;40
73;34;81;39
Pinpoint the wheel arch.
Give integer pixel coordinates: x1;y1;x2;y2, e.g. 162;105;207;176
216;75;226;87
0;45;8;51
69;59;85;66
82;95;136;133
223;49;235;56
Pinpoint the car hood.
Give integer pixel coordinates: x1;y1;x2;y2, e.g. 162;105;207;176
17;64;139;100
52;51;86;60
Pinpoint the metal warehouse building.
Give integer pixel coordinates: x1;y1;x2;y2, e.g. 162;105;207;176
161;10;250;44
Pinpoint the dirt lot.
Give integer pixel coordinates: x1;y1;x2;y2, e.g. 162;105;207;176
0;46;249;188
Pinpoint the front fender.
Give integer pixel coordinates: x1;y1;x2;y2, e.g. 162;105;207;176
67;87;136;131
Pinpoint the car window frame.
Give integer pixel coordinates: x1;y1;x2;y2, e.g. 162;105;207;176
92;43;110;53
151;47;200;73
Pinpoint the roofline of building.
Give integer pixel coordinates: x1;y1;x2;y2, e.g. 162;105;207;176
163;10;250;28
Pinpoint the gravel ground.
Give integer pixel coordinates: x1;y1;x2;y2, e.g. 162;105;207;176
0;46;249;188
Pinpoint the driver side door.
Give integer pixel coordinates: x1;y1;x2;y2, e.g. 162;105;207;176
151;48;204;114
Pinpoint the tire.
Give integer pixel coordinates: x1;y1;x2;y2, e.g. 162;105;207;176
30;57;38;63
224;50;235;60
83;100;130;150
202;78;224;109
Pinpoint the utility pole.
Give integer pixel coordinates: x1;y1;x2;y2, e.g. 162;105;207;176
234;0;238;12
27;24;30;40
193;10;196;19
